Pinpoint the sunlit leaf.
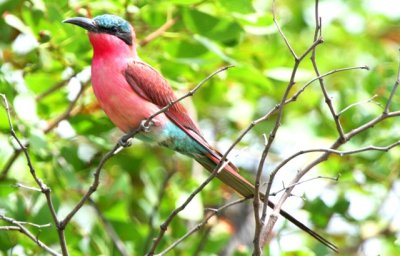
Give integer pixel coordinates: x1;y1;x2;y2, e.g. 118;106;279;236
13;94;39;123
3;13;32;35
220;0;254;14
176;192;203;221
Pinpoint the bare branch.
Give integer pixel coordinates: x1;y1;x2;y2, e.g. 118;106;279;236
16;183;42;192
264;107;400;245
260;0;399;246
209;66;368;180
14;221;51;229
289;66;369;103
310;12;346;142
383;51;400;114
272;0;297;59
0;226;21;231
271;141;400;179
0;215;60;256
270;175;340;197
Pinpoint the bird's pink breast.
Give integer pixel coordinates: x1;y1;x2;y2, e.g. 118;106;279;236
91;53;165;133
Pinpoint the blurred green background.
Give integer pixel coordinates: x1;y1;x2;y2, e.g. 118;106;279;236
1;0;400;255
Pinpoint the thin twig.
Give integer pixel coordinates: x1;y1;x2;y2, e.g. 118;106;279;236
139;17;179;47
16;183;42;192
156;198;248;256
159;58;368;256
272;0;297;59
270;175;340;197
0;215;61;256
338;95;378;116
289;66;369;103
271;141;400;180
383;51;400;114
310;0;346;142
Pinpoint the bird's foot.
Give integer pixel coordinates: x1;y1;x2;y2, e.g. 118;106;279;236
140;120;154;133
118;134;132;148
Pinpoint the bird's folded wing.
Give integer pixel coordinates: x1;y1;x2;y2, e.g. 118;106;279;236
124;61;215;152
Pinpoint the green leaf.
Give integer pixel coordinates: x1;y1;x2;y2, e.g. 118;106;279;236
183;8;243;44
29;128;48;158
104;201;130;222
166;40;208;58
13;94;39;123
220;0;254;14
167;0;203;4
194;35;237;64
3;13;32;35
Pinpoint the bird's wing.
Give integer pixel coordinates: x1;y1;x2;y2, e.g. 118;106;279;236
124;60;210;147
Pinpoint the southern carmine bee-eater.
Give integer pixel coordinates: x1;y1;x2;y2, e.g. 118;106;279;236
63;14;337;252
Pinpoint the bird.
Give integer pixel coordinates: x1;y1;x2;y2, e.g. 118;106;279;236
63;14;337;252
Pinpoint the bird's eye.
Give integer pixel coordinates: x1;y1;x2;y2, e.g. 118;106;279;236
111;26;118;32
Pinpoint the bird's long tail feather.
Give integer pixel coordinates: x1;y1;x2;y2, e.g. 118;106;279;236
196;152;338;253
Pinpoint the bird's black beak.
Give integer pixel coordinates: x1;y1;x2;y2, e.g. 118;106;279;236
63;17;98;32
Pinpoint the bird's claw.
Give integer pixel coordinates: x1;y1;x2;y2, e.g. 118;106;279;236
140;120;154;133
118;134;132;147
118;120;154;147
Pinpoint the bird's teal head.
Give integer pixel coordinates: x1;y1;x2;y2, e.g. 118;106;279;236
64;14;133;45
